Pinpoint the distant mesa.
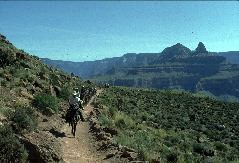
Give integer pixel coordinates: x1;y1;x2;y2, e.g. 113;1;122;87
161;42;209;58
161;43;191;58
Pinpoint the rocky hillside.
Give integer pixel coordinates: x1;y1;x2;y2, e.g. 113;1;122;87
94;86;239;162
0;34;96;162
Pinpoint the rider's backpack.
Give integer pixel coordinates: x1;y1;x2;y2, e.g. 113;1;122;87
69;96;79;110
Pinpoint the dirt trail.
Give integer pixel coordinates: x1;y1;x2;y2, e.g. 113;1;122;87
60;89;110;163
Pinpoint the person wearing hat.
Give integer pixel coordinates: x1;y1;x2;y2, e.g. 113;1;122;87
66;88;85;123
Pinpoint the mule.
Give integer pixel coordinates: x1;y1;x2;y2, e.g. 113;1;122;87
69;109;79;137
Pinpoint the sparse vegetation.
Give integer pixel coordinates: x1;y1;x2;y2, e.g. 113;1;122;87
58;85;72;100
33;93;59;114
0;125;28;162
11;107;37;134
96;86;239;162
0;34;98;162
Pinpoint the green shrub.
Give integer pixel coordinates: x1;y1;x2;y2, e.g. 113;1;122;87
58;86;71;100
115;118;126;129
0;49;16;67
164;135;181;147
193;143;205;155
13;68;28;78
0;80;7;87
98;114;113;127
33;93;59;114
193;143;214;156
226;148;239;161
0;106;14;119
109;107;117;117
114;111;134;129
214;142;227;152
166;151;179;163
49;73;60;85
11;107;37;134
116;132;133;147
0;125;28;162
138;149;152;161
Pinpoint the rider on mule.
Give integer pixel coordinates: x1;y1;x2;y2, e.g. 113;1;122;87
66;88;84;123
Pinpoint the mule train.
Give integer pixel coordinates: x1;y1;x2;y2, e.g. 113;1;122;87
65;86;97;137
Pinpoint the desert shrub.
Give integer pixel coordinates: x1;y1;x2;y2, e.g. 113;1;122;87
164;135;181;147
108;107;117;117
19;60;31;69
226;148;239;161
11;107;37;134
114;111;134;129
193;143;214;156
0;106;14;120
137;149;153;161
0;79;7;87
116;132;133;147
14;98;30;108
0;49;16;67
12;68;36;84
116;128;162;161
33;93;59;114
139;111;149;121
58;86;72;100
193;143;205;155
115;118;126;129
98;114;113;127
214;142;227;152
0;125;28;162
166;151;179;163
49;73;60;85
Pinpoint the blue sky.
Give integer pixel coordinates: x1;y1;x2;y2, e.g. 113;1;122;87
0;1;238;62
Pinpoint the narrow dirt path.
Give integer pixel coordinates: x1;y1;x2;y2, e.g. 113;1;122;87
60;89;110;163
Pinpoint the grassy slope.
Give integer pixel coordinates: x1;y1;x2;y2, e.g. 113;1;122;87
96;86;239;162
0;34;96;162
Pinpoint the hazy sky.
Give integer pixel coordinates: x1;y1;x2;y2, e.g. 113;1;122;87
0;1;238;62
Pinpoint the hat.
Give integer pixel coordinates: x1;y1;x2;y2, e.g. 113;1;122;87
73;87;79;91
73;90;77;96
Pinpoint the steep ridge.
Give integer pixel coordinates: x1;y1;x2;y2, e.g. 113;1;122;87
0;34;99;162
0;34;129;163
